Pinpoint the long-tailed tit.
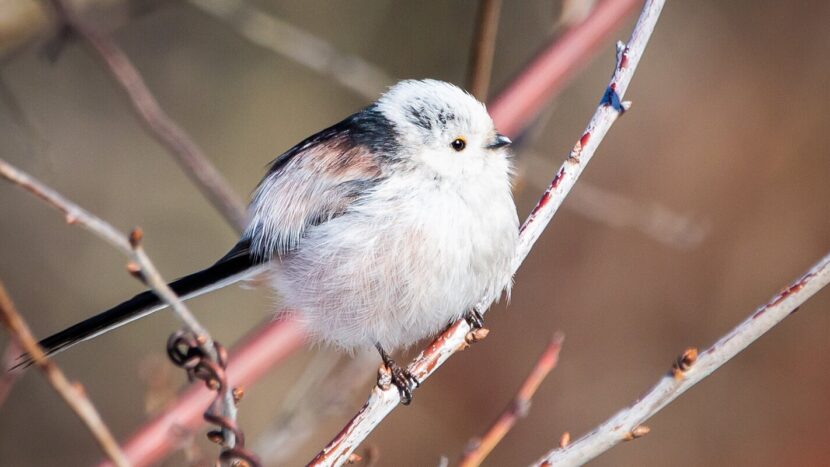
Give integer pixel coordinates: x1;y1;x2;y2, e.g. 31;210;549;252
29;79;519;402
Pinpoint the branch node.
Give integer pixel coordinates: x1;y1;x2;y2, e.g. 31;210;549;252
376;364;392;391
623;425;651;441
347;452;363;464
465;327;490;345
671;347;699;380
232;386;245;404
128;227;143;248
207;430;224;445
559;432;571;448
126;262;144;281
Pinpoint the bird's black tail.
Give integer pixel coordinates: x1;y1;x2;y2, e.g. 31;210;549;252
19;240;263;367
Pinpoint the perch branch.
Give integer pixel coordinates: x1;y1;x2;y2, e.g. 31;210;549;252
467;0;502;100
310;1;665;465
0;158;249;462
459;333;563;467
51;0;248;232
533;250;830;465
0;282;130;467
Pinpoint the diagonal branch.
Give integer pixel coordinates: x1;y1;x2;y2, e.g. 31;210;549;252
459;333;564;467
188;0;393;101
533;250;830;465
467;0;503;101
0;282;130;467
309;1;666;465
51;0;248;232
0;158;248;462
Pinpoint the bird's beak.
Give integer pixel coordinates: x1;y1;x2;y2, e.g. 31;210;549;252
487;133;512;149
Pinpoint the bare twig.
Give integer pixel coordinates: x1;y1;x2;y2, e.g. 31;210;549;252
467;0;502;100
51;0;248;232
520;151;709;249
459;333;564;467
533;251;830;465
254;351;377;465
188;0;393;101
0;282;130;467
310;2;664;465
489;0;640;137
0;158;249;463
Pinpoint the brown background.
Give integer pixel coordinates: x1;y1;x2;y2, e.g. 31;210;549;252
1;1;829;465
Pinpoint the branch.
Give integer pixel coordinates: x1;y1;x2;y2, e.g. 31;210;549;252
459;333;564;467
533;250;830;465
520;151;709;249
310;1;665;464
0;158;249;462
188;0;393;101
52;0;248;232
106;317;305;467
467;0;502;100
0;282;130;466
489;0;641;137
253;351;377;465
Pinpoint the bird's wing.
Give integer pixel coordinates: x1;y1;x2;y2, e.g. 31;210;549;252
244;114;387;259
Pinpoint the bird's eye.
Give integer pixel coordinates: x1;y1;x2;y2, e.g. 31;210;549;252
451;137;467;151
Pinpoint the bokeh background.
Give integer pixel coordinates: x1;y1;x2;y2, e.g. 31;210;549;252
1;0;830;465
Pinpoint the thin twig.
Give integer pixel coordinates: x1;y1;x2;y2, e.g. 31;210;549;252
0;282;130;467
254;351;377;465
51;0;248;232
188;0;393;101
459;333;564;467
467;0;502;100
521;151;709;249
533;251;830;466
0;158;245;461
310;1;664;465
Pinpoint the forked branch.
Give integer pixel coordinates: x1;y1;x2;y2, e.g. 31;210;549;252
0;158;252;464
533;250;830;465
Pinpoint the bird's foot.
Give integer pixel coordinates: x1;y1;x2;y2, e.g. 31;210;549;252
376;344;420;405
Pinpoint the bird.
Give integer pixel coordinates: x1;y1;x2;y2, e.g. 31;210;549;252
27;79;519;403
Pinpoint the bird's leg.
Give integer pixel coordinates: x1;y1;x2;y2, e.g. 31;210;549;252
464;307;485;329
375;343;420;405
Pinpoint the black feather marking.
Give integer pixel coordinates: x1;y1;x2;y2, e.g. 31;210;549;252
16;240;260;367
265;105;399;178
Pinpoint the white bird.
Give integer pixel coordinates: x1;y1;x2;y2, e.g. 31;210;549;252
30;79;519;402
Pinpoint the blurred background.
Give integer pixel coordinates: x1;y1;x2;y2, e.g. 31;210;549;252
1;0;830;465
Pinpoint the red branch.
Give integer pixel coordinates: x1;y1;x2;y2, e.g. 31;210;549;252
489;0;640;136
459;334;564;467
101;318;305;467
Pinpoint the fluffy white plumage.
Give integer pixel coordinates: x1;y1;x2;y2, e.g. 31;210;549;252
249;80;519;350
31;80;518;369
